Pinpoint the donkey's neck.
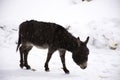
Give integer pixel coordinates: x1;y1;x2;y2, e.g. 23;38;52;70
58;32;78;53
65;37;78;52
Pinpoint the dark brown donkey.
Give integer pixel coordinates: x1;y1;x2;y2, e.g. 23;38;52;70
16;20;90;74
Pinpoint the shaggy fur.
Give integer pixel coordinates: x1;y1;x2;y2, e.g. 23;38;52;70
16;20;89;74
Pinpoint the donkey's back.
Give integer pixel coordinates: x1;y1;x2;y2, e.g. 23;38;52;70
21;20;66;44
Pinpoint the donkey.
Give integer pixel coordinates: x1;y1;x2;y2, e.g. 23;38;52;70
16;20;90;74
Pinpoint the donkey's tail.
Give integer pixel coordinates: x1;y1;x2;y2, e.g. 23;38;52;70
16;34;21;52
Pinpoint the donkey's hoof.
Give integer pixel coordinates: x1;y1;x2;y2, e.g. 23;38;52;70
20;64;24;69
45;68;50;72
25;65;31;69
65;70;70;74
63;68;70;74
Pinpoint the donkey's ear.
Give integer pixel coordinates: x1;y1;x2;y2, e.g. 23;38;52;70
84;36;89;44
77;37;81;47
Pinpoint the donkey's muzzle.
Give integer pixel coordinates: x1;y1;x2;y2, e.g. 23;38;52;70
79;62;87;69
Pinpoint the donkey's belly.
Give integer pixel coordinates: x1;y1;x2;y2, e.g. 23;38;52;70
26;41;49;49
35;44;49;49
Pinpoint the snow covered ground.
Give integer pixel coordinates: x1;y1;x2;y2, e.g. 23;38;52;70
0;0;120;80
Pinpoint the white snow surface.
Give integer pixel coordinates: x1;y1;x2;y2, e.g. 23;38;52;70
0;0;120;80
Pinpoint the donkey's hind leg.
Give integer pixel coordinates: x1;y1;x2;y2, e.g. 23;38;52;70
19;45;24;68
19;44;33;69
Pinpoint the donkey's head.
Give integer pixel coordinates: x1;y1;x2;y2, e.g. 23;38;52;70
72;36;89;69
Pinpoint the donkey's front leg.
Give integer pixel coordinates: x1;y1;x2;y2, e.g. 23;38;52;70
44;48;55;72
59;49;69;74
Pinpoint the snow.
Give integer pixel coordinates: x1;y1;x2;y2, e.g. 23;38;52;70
0;0;120;80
